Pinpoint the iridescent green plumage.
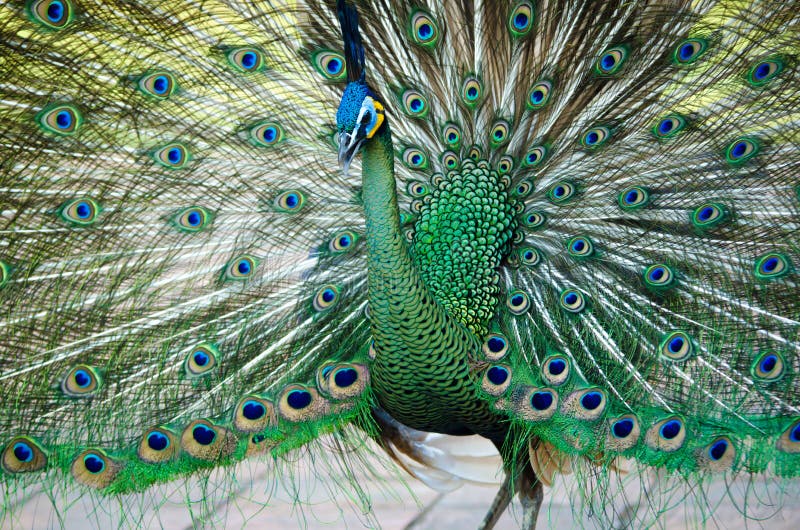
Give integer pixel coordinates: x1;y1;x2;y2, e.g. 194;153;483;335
1;0;799;527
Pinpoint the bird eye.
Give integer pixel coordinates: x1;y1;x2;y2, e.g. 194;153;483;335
311;50;346;80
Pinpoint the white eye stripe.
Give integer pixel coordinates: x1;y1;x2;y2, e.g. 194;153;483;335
357;97;379;134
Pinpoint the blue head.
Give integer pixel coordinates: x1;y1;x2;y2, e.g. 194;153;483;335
336;81;385;173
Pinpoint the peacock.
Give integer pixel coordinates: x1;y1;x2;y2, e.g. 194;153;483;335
1;0;799;528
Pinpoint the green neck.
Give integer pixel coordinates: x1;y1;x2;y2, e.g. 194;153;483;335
360;124;497;438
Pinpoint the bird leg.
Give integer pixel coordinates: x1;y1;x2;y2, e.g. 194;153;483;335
478;456;543;530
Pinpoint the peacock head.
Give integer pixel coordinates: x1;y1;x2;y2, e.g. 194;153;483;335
336;81;385;174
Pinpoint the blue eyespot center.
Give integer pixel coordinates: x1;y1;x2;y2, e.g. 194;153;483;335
487;337;506;353
658;119;673;134
531;89;543;103
548;359;566;375
411;154;421;164
586;132;599;145
762;257;778;272
754;62;770;80
285;193;298;208
287;389;313;409
581;391;602;410
554;186;566;197
47;1;64;22
531;391;553;410
84;454;105;474
523;251;534;260
192;425;216;446
153;76;168;94
660;420;682;440
511;295;524;306
334;368;358;387
760;355;778;373
448;132;457;141
514;13;528;29
56;110;71;129
564;293;578;305
242;400;266;420
326;58;341;73
650;267;665;281
625;190;638;204
709;439;728;460
487;366;508;385
572;240;585;252
731;141;747;158
613;418;634;438
237;260;251;275
147;432;169;451
698;207;713;221
338;235;350;247
75;202;91;218
790;423;800;443
410;99;423;111
418;23;432;39
668;337;685;353
193;351;209;366
467;87;478;98
167;148;182;163
321;288;335;303
187;211;201;226
601;54;615;70
262;127;276;142
679;43;694;60
241;52;257;69
74;369;91;388
13;442;33;462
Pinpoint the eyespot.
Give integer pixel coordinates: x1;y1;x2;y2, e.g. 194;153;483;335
153;143;189;169
659;331;694;361
404;227;415;242
227;47;265;73
646;417;686;452
559;289;587;313
136;71;177;99
232;395;275;433
278;384;327;422
514;180;533;198
489;120;511;147
747;58;783;87
431;173;444;188
701;437;735;471
542;355;570;386
403;147;428;169
409;10;439;47
327;363;369;400
313;284;340;312
530;390;556;412
441;151;459;171
184;342;219;377
674;38;708;65
751;351;786;382
527;80;552;110
407;180;429;197
618;186;650;210
777;419;800;454
595;46;628;75
410;200;424;213
29;0;73;29
310;50;346;81
567;236;594;258
2;437;47;473
224;255;257;280
71;449;120;489
607;415;640;451
497;155;514;174
250;122;284;147
181;419;236;461
401;89;429;118
653;114;686;139
0;260;10;288
508;1;534;36
60;198;99;226
580;126;611;149
522;210;545;228
328;230;358;253
548;181;576;203
37;104;82;135
691;202;728;229
137;427;178;463
62;364;102;396
754;252;791;280
468;145;482;161
173;206;212;232
506;290;529;315
523;145;547;167
482;333;509;360
273;190;306;212
563;388;607;420
442;123;462;148
461;76;483;107
643;264;676;289
725;137;759;164
482;364;512;396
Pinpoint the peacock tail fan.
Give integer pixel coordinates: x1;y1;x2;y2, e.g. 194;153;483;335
0;0;798;528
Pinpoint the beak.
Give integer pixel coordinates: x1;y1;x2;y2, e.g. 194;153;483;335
337;131;365;177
